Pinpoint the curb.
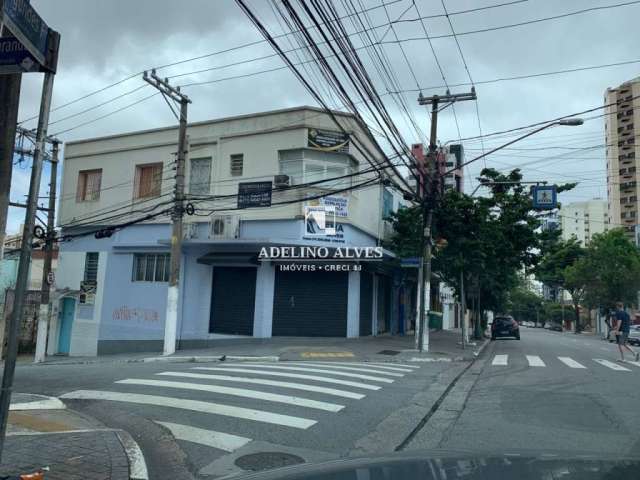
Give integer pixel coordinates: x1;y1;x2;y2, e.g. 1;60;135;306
116;430;149;480
35;354;281;367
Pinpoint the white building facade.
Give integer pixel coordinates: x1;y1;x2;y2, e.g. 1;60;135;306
560;199;609;245
50;107;411;356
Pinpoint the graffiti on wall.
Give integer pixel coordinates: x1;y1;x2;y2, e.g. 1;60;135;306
112;306;160;323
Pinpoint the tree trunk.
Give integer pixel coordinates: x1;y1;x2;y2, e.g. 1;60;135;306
573;301;581;333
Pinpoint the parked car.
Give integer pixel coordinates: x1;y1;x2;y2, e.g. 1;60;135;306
550;323;563;332
491;315;520;340
628;325;640;346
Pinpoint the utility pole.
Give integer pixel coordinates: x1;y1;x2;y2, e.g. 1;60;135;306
143;70;191;356
460;267;466;348
416;89;476;352
0;69;56;459
34;140;59;363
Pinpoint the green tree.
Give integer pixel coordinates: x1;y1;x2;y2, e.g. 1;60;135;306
507;283;543;325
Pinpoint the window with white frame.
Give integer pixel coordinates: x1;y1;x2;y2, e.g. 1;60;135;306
132;253;170;282
278;149;354;188
189;157;212;195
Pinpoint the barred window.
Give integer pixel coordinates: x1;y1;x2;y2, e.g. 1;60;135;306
132;253;170;282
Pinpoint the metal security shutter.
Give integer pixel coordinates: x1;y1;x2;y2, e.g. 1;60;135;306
377;275;391;334
273;270;348;337
359;272;373;336
209;267;256;335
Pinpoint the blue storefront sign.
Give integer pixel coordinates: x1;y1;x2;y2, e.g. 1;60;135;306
1;0;50;65
400;257;421;268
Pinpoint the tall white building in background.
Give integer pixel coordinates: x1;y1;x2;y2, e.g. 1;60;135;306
560;199;609;245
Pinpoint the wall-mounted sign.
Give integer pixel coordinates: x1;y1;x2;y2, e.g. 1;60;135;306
237;181;272;209
308;128;349;153
306;194;349;218
531;185;557;210
1;0;49;65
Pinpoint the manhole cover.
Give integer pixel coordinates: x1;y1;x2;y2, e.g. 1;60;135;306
377;350;400;355
235;452;305;471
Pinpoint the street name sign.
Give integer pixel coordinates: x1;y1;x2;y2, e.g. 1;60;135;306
400;257;421;268
0;35;42;73
0;0;49;66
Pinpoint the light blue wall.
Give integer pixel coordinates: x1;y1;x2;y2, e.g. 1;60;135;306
177;244;214;340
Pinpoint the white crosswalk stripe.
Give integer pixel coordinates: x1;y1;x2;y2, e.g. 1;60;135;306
60;390;317;429
624;360;640;368
270;362;405;377
317;362;417;372
526;355;545;367
116;378;344;412
156;422;251;452
557;357;587;369
193;367;382;390
156;371;366;399
492;355;508;366
593;359;631;371
222;364;395;383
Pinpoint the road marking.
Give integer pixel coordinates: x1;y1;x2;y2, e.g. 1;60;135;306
193;367;381;390
221;364;394;383
60;390;316;429
358;362;418;369
10;397;66;411
156;372;365;399
558;357;587;369
526;355;546;367
310;362;416;372
623;360;640;368
156;421;251;452
491;355;508;366
593;359;631;371
278;362;404;377
115;379;344;412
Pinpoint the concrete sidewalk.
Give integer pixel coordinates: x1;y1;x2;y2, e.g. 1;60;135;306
34;329;487;366
1;394;146;480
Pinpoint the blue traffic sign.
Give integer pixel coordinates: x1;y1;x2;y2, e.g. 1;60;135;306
0;36;43;73
1;0;49;65
531;185;557;210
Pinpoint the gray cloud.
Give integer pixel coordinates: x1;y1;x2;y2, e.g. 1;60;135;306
8;0;640;233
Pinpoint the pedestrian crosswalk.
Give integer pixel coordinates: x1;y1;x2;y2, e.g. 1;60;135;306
60;361;420;454
490;354;640;372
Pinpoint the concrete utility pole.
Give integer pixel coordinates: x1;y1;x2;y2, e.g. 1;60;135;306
416;89;477;352
0;69;55;458
34;140;59;363
143;70;191;356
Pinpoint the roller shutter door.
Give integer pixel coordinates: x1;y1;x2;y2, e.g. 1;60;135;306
273;269;348;337
359;272;373;336
209;267;256;335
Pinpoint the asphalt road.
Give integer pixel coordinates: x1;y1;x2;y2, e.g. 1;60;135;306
407;327;640;457
10;357;453;479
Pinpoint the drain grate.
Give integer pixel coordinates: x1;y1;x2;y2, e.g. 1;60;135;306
377;350;400;356
235;452;305;472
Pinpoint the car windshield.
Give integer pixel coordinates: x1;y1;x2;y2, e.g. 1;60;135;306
2;1;639;479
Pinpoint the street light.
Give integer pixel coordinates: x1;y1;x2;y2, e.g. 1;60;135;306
442;117;585;178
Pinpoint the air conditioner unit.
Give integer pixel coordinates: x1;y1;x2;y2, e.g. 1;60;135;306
274;174;290;188
183;222;198;240
209;215;239;240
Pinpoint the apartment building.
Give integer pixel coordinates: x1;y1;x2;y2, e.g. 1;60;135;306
50;106;411;356
560;199;608;245
605;77;640;240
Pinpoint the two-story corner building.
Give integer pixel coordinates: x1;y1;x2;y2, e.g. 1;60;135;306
49;106;414;356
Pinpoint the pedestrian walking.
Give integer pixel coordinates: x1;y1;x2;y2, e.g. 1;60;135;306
612;302;639;362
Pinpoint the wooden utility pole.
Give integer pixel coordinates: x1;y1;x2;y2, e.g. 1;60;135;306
416;89;476;352
34;139;59;363
143;70;191;356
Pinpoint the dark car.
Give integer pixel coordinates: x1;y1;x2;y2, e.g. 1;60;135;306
551;323;563;332
491;315;520;340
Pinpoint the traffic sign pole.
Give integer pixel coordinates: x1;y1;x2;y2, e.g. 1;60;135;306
0;67;56;462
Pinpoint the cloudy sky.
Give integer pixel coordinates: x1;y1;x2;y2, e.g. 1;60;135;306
7;0;640;233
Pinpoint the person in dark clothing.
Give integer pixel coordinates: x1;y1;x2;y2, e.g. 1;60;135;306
613;302;639;362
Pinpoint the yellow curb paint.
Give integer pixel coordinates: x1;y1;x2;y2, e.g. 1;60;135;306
8;412;74;432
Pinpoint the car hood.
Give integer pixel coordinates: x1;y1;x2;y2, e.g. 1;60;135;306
231;449;640;480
